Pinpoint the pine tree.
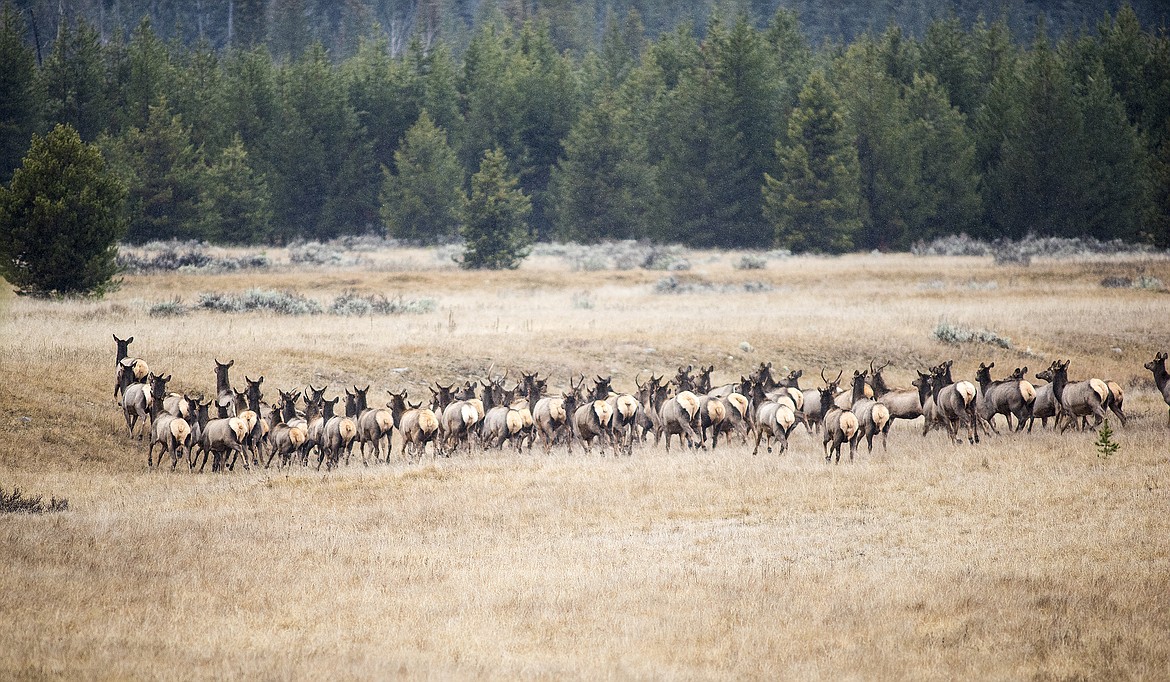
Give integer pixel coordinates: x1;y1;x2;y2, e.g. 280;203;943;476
39;18;111;142
460;147;531;270
1075;61;1149;242
102;97;208;243
0;124;127;296
0;2;40;183
271;42;378;240
550;94;654;243
706;15;784;247
919;16;982;116
835;36;918;250
763;71;860;253
381;111;464;243
200;135;272;244
904;72;982;244
984;34;1088;239
120;17;174;133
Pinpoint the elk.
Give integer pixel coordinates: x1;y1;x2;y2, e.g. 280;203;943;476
263;397;307;469
695;394;727;449
749;380;796;456
146;392;191;470
929;365;979;445
974;362;1035;433
571;394;616;456
1145;352;1170;428
819;381;859;464
230;388;265;466
870;361;924;436
847;370;890;453
713;392;751;445
481;383;526;452
319;399;358;470
387;391;439;460
350;385;394;465
694;365;715;395
433;383;480;456
657;387;701;452
213;359;235;416
121;372;166;439
607;391;641;455
304;396;329;466
1035;360;1108;433
193;400;250;472
162;390;196;420
113;334;149;400
533;377;581;454
1026;377;1062;432
634;375;664;443
1089;380;1127;428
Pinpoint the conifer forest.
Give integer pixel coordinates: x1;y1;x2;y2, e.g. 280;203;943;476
1;0;1168;252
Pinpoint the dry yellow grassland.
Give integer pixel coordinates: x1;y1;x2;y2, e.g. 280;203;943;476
1;248;1169;680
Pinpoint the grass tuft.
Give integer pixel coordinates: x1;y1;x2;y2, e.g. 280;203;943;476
0;486;69;514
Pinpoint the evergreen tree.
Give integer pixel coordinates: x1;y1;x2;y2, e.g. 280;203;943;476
705;14;784;247
344;33;415;176
103;97;208;243
651;63;750;247
764;7;813;140
1075;61;1149;242
0;124;127;296
763;70;860;253
39;18;111;142
200;135;272;244
512;20;579;239
919;16;982;115
119;17;174;133
270;0;312;62
904;72;982;243
550;94;654;243
170;40;226;155
983;34;1087;239
460;147;531;269
380;111;464;243
271;42;378;240
0;2;40;183
835;36;918;250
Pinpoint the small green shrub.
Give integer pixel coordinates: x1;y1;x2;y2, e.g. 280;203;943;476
1095;421;1120;461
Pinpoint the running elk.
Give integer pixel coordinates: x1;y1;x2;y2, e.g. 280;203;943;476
1035;360;1108;433
974;362;1035;433
113;335;149;400
929;364;979;444
1145;352;1170;428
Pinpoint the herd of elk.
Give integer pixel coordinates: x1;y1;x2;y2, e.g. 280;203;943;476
111;336;1168;472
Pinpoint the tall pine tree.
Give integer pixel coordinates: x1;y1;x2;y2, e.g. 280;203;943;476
763;70;860;253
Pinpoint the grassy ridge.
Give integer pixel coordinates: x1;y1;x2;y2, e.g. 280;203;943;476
1;248;1168;678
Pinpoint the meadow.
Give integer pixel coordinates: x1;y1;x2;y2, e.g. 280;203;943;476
1;243;1169;680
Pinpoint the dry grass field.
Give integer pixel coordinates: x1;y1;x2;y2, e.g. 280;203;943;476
2;245;1169;680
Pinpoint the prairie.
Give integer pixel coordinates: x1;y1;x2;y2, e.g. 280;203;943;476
1;246;1169;680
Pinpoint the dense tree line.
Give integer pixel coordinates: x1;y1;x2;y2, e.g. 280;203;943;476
2;1;1169;254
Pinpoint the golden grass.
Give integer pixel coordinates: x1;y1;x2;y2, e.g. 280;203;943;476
2;248;1169;680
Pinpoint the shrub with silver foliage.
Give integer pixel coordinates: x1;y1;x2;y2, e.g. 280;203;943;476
933;320;1012;349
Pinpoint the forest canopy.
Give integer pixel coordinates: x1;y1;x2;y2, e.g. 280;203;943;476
1;0;1168;252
